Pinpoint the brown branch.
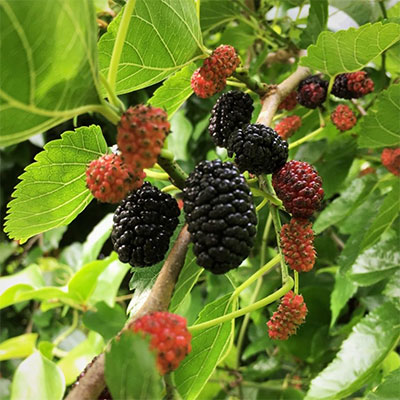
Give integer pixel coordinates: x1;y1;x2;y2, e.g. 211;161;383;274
66;225;191;400
257;64;310;126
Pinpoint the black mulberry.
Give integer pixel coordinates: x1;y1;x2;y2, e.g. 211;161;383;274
297;75;328;109
331;71;374;99
227;124;288;175
112;183;180;267
209;90;254;148
183;160;257;274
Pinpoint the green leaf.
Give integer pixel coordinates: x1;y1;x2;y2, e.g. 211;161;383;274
88;258;131;307
0;0;102;146
313;176;375;234
349;237;400;286
383;269;400;308
169;247;203;313
299;0;328;48
365;369;400;400
300;22;400;76
220;21;256;50
68;253;117;303
305;302;400;400
361;181;400;250
57;331;104;385
358;84;400;148
175;293;236;400
83;302;126;341
200;0;239;32
330;0;382;26
330;271;358;327
4;126;107;243
148;63;197;117
0;333;38;361
98;0;204;95
11;352;65;400
81;213;113;266
168;109;193;161
105;331;162;400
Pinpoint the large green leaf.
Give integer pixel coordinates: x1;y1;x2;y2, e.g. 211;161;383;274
383;269;400;309
0;0;102;146
169;247;203;313
349;236;400;286
98;0;204;95
364;369;400;400
330;0;382;25
361;181;400;250
305;302;400;400
175;293;236;400
11;352;65;400
148;63;197;117
358;84;400;148
299;0;328;48
105;332;162;400
314;175;375;234
300;22;400;76
0;333;38;361
200;0;239;32
4;126;107;243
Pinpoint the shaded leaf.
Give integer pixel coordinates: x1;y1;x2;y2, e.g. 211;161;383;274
11;352;65;400
0;333;38;361
148;63;197;117
83;302;126;341
358;84;400;148
4;126;107;243
175;293;236;400
306;302;400;400
98;0;204;95
330;0;382;26
361;181;400;250
299;0;328;48
300;22;400;76
200;0;239;32
364;369;400;400
0;0;101;146
105;331;162;400
383;269;400;309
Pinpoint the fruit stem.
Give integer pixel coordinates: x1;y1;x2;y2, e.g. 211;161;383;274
164;374;182;400
95;103;121;125
188;276;293;333
99;73;125;113
143;169;170;180
158;155;188;190
262;176;289;284
161;184;180;193
233;254;281;298
107;0;137;105
289;126;324;149
294;271;299;295
235;212;273;368
233;70;270;96
255;197;268;212
250;187;282;207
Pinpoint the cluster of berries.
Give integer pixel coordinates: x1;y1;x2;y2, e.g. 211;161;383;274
191;45;240;98
86;105;170;204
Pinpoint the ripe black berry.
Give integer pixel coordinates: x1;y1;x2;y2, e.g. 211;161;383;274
183;160;257;274
112;183;180;267
297;75;328;109
209;91;254;148
227;124;288;175
331;71;374;99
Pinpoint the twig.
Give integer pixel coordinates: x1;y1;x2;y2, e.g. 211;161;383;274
257;63;310;127
66;225;191;400
351;99;367;117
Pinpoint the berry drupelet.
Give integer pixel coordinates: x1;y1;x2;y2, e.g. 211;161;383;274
297;75;329;109
272;160;324;218
183;160;257;274
131;312;191;375
227;124;288;175
281;218;316;272
112;183;180;267
208;90;254;148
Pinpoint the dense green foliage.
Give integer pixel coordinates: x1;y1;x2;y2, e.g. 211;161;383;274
1;1;399;399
